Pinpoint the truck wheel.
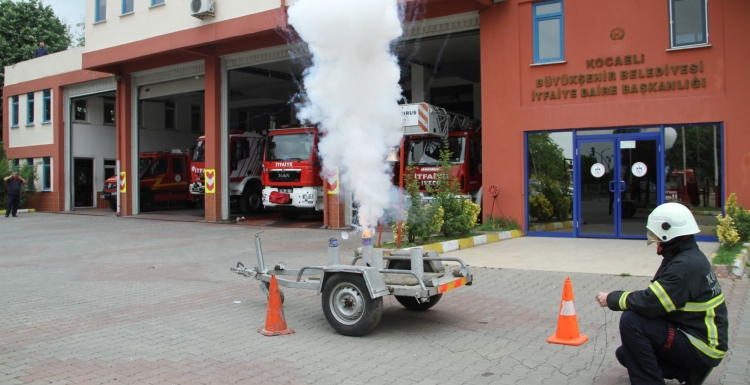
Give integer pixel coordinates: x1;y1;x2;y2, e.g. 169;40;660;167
322;274;382;336
108;199;116;212
279;211;301;220
140;190;154;212
240;186;263;215
389;260;443;311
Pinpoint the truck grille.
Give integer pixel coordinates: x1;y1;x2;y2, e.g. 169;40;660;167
269;170;301;182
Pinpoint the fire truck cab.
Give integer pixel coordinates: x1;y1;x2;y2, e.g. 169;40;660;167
102;150;193;212
261;126;324;219
190;131;264;215
400;103;483;206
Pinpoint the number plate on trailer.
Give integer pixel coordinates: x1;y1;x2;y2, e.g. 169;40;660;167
278;188;293;194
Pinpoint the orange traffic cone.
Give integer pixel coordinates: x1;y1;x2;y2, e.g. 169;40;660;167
258;275;295;336
547;277;588;346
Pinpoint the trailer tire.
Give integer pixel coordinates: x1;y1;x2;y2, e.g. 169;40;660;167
108;199;116;212
279;211;301;220
240;186;263;215
322;274;382;336
389;260;443;311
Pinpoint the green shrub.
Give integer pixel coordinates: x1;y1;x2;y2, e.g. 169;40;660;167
394;165;444;243
724;193;750;242
429;137;479;238
476;215;520;231
713;243;743;265
540;179;571;220
529;194;553;221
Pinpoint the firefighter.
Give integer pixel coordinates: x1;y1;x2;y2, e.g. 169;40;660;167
595;202;728;385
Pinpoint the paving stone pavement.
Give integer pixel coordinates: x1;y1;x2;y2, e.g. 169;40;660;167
1;213;748;385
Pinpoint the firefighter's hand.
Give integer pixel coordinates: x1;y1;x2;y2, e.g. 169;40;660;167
595;292;609;307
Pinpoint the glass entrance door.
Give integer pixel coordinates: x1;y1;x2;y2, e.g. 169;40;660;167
576;135;662;239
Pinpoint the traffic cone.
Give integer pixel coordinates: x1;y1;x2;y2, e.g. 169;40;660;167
547;277;588;346
258;275;295;336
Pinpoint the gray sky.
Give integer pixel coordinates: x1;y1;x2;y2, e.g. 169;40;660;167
43;0;86;26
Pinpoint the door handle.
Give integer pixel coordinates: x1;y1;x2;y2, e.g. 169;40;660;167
620;181;626;192
608;181;615;193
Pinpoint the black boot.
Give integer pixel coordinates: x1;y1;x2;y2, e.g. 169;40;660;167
685;367;712;385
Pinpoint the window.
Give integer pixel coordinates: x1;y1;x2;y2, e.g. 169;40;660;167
122;0;134;14
104;160;116;180
27;93;35;125
74;99;87;121
12;159;19;170
165;102;175;130
670;0;708;47
11;96;19;127
152;0;165;6
43;157;51;191
43;90;51;123
533;0;564;63
191;105;202;133
95;0;106;22
172;158;184;174
148;158;168;176
26;158;33;166
526;131;573;233
104;99;116;124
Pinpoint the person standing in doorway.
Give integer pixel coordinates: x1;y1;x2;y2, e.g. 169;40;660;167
4;172;27;217
34;41;48;57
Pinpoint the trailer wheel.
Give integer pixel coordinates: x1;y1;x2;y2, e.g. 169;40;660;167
389;260;443;311
322;274;382;336
108;199;116;212
240;186;263;215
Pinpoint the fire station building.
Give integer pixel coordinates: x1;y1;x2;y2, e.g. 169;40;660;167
3;0;749;240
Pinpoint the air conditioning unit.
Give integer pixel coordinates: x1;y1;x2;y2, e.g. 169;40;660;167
191;0;215;19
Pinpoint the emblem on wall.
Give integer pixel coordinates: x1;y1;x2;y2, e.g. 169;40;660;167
610;27;625;41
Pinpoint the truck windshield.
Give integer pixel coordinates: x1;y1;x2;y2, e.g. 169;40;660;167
266;133;314;161
407;137;465;166
193;141;205;162
139;157;153;176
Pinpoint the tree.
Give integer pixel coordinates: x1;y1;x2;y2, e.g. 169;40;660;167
527;133;567;184
0;0;72;137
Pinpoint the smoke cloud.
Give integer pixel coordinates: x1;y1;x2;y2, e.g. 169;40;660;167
288;0;404;233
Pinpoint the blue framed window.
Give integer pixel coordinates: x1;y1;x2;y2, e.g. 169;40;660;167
95;0;106;22
152;0;165;6
43;157;51;191
669;0;708;48
43;90;51;123
26;158;33;166
27;93;35;125
533;0;564;63
11;96;19;127
122;0;134;14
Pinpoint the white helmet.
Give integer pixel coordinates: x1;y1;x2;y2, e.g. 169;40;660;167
646;202;700;244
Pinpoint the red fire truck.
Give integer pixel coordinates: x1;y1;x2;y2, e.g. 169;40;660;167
101;150;193;212
260;126;324;219
190;131;264;215
400;103;483;206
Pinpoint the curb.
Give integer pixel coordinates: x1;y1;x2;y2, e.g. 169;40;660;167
528;221;573;232
418;229;523;254
0;208;35;214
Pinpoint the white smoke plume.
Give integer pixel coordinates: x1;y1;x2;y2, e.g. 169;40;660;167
288;0;404;233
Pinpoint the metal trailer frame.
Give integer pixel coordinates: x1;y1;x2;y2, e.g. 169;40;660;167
230;229;473;336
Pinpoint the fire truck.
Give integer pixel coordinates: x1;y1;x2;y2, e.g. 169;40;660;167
101;150;193;212
190;131;264;215
400;103;483;206
260;126;323;219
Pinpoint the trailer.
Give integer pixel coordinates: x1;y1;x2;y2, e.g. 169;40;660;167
230;230;473;336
